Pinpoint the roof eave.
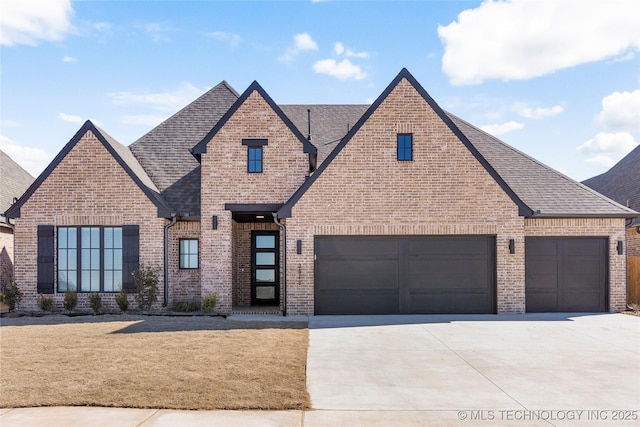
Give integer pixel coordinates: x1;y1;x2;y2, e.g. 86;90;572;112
527;212;639;219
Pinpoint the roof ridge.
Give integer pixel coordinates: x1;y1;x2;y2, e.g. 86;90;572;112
446;112;637;215
131;80;240;148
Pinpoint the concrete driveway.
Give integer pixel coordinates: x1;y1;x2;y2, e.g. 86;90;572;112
306;313;640;426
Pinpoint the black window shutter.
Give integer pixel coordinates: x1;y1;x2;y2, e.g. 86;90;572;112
122;225;140;293
37;225;55;294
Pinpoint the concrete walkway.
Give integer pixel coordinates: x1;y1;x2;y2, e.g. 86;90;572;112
2;313;639;426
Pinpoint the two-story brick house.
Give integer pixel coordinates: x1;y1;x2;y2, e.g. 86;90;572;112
6;69;637;314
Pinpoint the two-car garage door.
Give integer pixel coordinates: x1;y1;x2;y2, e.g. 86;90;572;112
314;235;496;315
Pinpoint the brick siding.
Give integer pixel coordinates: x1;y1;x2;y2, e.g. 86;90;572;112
12;130;166;311
200;90;310;314
627;226;640;257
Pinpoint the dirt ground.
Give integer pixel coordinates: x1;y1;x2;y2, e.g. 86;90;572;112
0;314;309;410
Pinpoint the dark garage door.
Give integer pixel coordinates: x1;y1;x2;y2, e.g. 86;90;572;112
525;237;607;312
314;236;496;315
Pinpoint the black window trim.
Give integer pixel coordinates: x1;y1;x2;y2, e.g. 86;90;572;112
179;238;200;270
243;139;267;174
397;133;413;161
242;138;268;147
56;225;124;293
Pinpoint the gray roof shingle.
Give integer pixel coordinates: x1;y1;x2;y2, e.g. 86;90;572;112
1;150;34;220
582;144;640;223
130;81;239;216
448;114;637;217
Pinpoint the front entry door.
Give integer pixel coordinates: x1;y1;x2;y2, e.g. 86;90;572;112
251;231;280;305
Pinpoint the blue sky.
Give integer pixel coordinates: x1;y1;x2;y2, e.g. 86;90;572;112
1;0;639;182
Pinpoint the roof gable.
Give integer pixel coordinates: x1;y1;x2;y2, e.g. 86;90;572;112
278;68;532;218
191;81;317;159
5;121;173;218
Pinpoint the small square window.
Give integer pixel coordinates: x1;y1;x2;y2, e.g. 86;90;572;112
248;147;263;173
397;134;413;161
179;239;199;269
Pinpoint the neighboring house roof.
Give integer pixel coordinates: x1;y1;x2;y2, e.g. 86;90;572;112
5;121;172;218
582;145;640;224
1;150;34;225
191;81;317;159
130;81;239;217
278;68;636;219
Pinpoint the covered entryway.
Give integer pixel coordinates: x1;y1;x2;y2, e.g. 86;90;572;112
314;235;496;315
525;237;607;312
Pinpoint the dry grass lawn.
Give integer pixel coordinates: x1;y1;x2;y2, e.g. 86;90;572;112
0;315;309;410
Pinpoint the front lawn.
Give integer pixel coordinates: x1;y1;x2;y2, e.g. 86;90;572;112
0;315;309;410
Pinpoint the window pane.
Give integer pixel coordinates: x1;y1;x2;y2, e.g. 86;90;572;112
81;271;91;292
91;249;100;269
114;249;122;269
256;286;275;299
104;250;113;269
104;271;113;292
189;240;198;253
68;228;77;248
180;240;187;253
114;228;122;247
256;269;275;282
82;249;91;269
82;228;90;247
255;235;275;248
67;271;77;290
189;254;198;269
59;228;67;248
68;249;77;270
104;228;113;248
59;250;67;269
256;252;275;265
58;271;68;292
91;228;99;247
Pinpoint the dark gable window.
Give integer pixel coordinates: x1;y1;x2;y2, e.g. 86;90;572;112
397;133;413;161
57;226;123;292
179;239;199;269
242;138;268;173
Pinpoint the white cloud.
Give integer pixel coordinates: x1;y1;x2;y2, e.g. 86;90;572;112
208;31;242;48
107;82;206;112
333;41;369;58
0;120;21;128
0;135;52;177
121;114;168;127
0;0;73;46
62;55;77;63
438;0;640;85
279;33;318;62
584;155;617;169
58;113;83;123
596;90;640;133
480;121;525;136
515;104;564;119
313;58;367;81
144;23;173;42
577;131;638;155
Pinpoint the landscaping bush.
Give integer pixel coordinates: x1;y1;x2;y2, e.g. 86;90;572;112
115;288;129;312
89;293;102;314
37;294;54;311
63;290;77;311
202;292;218;313
1;280;23;312
174;300;200;312
133;264;159;312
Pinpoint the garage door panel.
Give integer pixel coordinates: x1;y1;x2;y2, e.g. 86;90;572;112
526;237;606;313
408;259;489;289
315;235;495;315
316;260;399;290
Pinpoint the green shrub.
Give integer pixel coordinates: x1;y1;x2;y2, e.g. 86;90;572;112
202;292;218;313
63;290;77;311
133;264;159;312
174;300;200;312
2;281;23;311
115;288;129;312
89;293;102;314
37;293;54;311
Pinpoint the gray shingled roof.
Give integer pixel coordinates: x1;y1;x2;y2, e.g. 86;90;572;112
280;105;369;165
582;145;640;224
124;78;635;219
130;81;239;216
448;114;637;217
1;150;34;221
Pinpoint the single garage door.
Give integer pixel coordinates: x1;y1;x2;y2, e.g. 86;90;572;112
314;235;496;315
525;237;607;312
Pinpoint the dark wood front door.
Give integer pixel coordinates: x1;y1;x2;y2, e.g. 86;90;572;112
251;231;280;305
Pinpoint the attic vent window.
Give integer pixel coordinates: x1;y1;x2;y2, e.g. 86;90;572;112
242;139;267;173
397;133;413;161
